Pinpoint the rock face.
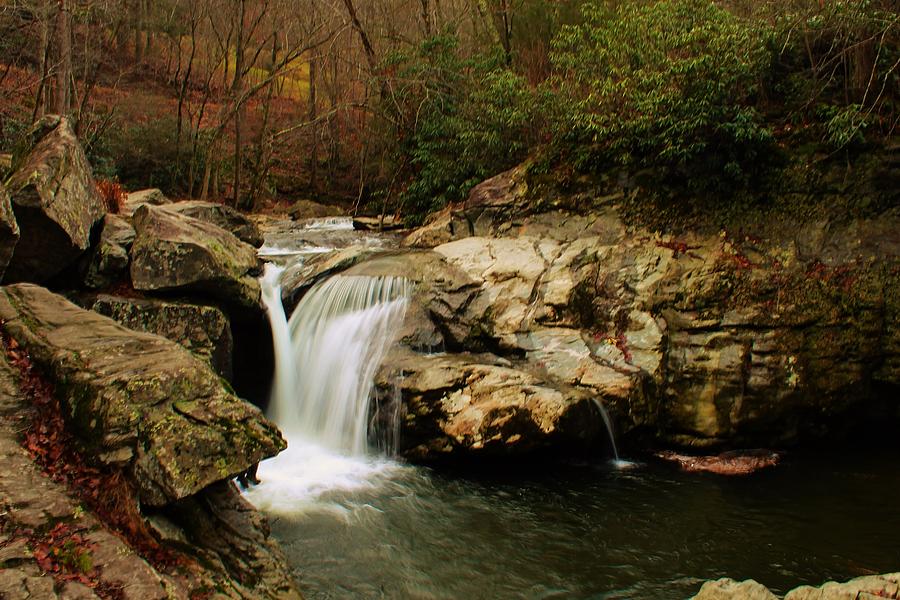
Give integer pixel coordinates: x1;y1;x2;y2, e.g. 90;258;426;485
82;213;135;288
0;181;19;280
2;115;105;284
162;200;264;247
692;573;900;600
365;167;900;454
0;284;284;507
130;204;261;310
92;294;234;379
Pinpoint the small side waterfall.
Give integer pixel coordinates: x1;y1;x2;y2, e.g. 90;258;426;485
261;266;410;455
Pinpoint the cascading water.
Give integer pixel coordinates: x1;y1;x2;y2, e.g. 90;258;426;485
268;273;410;454
250;263;411;513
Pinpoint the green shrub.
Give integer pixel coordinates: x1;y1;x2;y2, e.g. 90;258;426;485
549;0;775;184
386;35;540;223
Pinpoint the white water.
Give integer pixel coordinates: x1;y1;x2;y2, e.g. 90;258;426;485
249;263;411;514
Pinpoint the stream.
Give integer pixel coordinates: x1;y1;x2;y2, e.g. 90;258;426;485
245;216;900;600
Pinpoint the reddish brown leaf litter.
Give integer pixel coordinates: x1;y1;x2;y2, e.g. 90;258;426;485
96;179;127;214
1;329;188;577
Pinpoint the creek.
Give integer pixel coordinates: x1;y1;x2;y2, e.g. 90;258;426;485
245;216;900;599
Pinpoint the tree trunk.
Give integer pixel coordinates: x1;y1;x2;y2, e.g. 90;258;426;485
232;0;247;209
53;0;72;116
308;50;318;192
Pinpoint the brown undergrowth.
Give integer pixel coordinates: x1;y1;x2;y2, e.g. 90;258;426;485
1;328;190;590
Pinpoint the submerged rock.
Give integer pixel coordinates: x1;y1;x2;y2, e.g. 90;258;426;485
0;181;19;280
2;115;105;284
655;449;780;475
82;213;135;289
91;294;233;379
130;204;261;311
0;284;284;506
162;200;264;247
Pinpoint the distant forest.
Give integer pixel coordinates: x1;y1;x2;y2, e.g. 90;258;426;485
0;0;896;220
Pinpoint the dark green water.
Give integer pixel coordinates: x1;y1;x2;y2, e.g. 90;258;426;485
257;448;900;599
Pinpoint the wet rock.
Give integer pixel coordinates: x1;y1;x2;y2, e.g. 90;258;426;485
130;204;261;311
288;198;343;220
2;115;105;284
163;481;300;598
91;294;233;379
162;200;263;247
376;349;602;460
693;578;779;600
655;449;780;475
353;215;404;231
280;245;380;313
122;188;170;216
82;213;135;289
0;181;19;280
784;572;900;600
0;284;285;506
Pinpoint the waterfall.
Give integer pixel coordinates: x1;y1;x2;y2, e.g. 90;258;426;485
261;267;410;455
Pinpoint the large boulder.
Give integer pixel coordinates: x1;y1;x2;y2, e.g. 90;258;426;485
82;213;135;288
375;349;603;460
122;188;171;217
0;284;285;507
2;115;105;283
130;204;261;311
288;198;343;220
92;294;233;380
162;200;263;247
0;181;19;280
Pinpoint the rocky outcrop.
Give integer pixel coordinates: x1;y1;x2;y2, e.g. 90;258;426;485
122;188;171;216
0;181;19;280
130;204;261;311
693;573;900;600
162;200;264;247
2;115;105;284
0;303;299;599
82;213;135;288
92;294;233;379
0;284;284;507
376;169;900;453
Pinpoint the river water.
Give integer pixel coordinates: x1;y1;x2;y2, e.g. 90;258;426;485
246;216;900;600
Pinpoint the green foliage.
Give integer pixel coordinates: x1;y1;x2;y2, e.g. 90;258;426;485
771;0;899;149
386;35;540;223
548;0;775;184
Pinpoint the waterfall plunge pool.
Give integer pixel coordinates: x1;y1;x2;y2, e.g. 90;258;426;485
245;444;900;599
